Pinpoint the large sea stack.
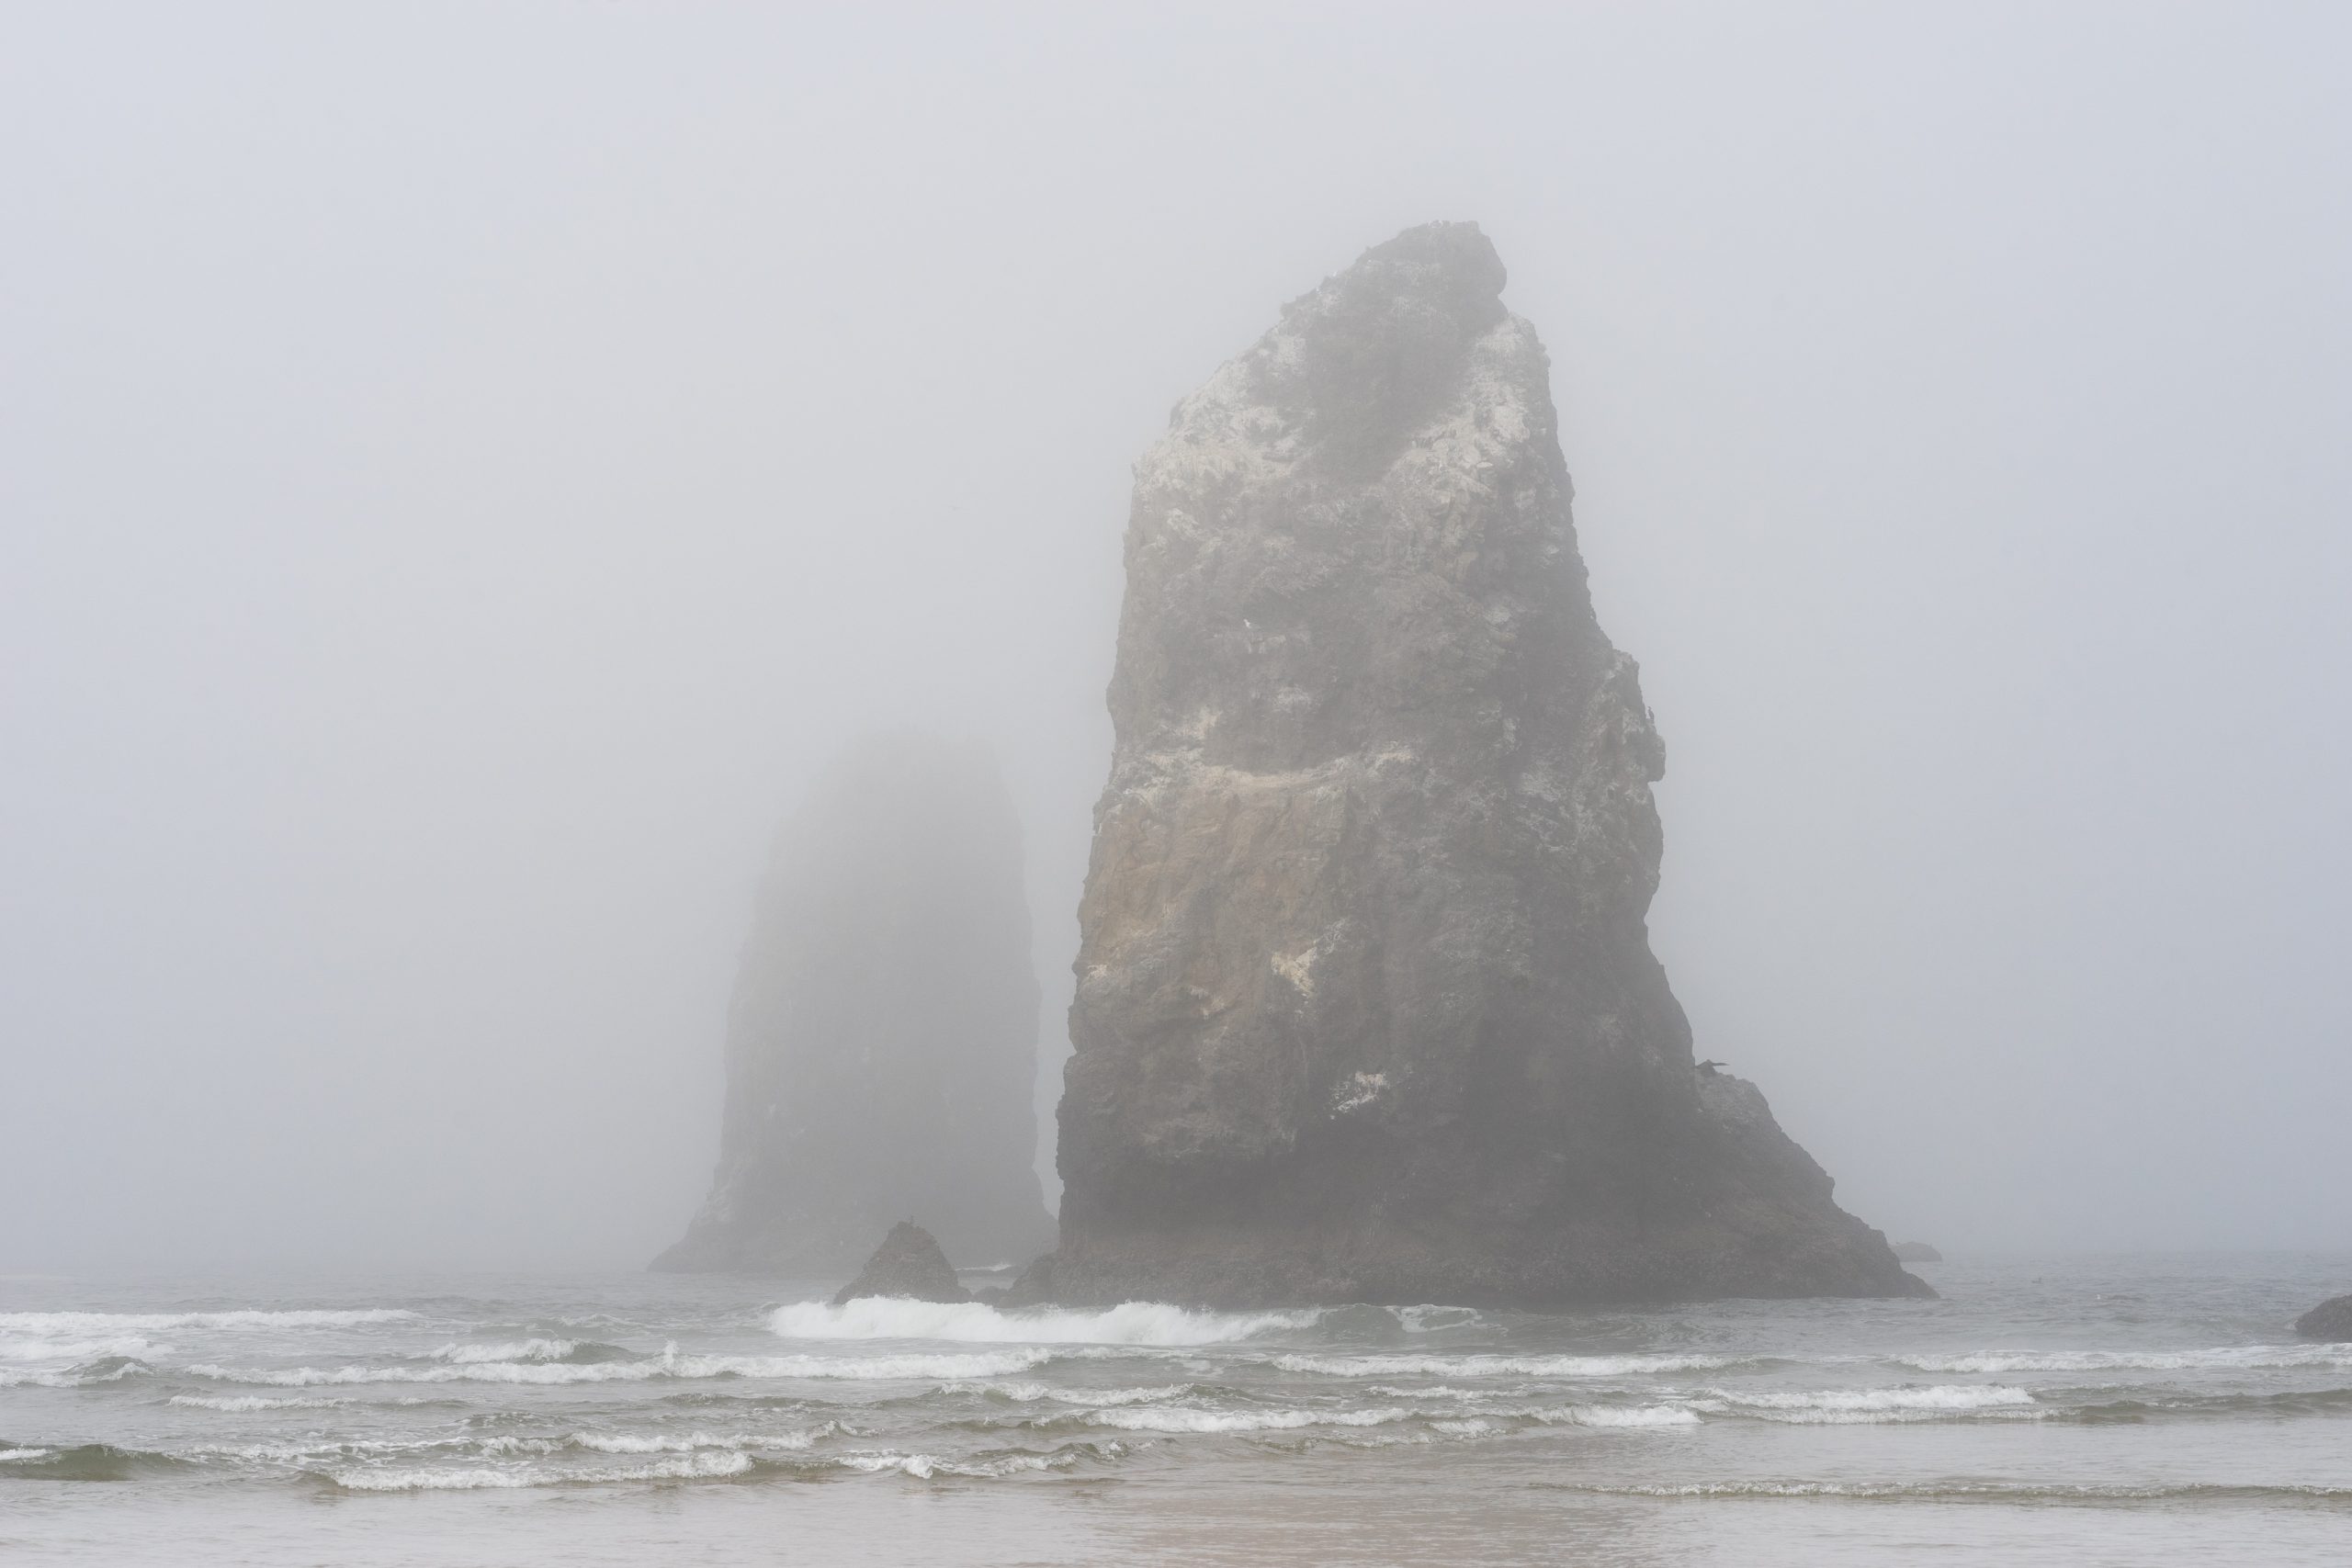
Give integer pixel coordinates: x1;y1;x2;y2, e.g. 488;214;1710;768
1045;222;1926;1307
654;734;1055;1276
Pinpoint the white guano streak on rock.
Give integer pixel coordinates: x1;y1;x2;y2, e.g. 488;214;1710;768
1271;947;1317;998
1331;1072;1388;1114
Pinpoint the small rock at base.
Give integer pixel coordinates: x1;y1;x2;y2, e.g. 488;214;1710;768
831;1221;971;1306
2293;1293;2352;1340
1891;1241;1942;1263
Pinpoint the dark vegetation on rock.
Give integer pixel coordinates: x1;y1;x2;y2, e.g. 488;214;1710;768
652;734;1055;1277
831;1222;971;1305
2294;1294;2352;1340
1037;221;1929;1308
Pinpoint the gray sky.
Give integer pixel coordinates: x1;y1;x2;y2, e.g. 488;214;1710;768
4;2;2346;1271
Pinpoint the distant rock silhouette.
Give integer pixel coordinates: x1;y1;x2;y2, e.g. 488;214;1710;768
1041;222;1928;1307
653;734;1055;1277
831;1222;971;1305
2294;1293;2352;1340
1891;1241;1943;1263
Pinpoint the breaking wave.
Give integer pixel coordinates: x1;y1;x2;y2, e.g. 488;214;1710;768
1896;1346;2352;1374
563;1425;833;1455
1268;1351;1742;1379
829;1441;1120;1480
1690;1384;2040;1424
771;1298;1320;1346
322;1450;755;1492
930;1379;1196;1405
0;1333;162;1363
0;1355;152;1389
169;1394;351;1413
314;1437;1120;1491
1074;1403;1412;1434
1529;1403;1702;1427
1389;1305;1486;1334
0;1442;197;1481
189;1346;1057;1387
427;1338;637;1366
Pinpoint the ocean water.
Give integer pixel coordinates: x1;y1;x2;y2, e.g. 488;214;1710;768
3;1253;2346;1565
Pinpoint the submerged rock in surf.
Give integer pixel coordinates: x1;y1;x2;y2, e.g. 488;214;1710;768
1045;221;1929;1309
1891;1241;1943;1263
652;733;1056;1278
2294;1294;2352;1340
831;1221;972;1305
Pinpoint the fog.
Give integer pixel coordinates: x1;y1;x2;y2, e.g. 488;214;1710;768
3;3;2346;1273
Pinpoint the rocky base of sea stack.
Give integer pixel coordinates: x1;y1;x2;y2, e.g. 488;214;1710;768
1008;1073;1929;1310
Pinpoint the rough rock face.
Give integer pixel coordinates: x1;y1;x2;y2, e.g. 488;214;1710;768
1046;221;1927;1307
2294;1294;2352;1340
653;734;1056;1277
831;1222;971;1305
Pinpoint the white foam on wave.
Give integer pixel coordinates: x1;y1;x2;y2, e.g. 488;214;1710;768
170;1394;350;1413
933;1377;1055;1402
191;1431;525;1464
1530;1403;1702;1427
1897;1346;2352;1374
1389;1305;1486;1334
0;1333;162;1363
189;1344;1054;1387
0;1309;414;1335
1271;1351;1736;1379
933;1379;1194;1406
431;1338;579;1364
836;1450;951;1478
325;1450;753;1492
1077;1403;1410;1434
565;1425;831;1455
839;1448;1089;1479
1042;1394;1702;1436
328;1465;534;1492
1410;1402;1700;1430
1692;1384;2038;1423
953;1451;1075;1477
1720;1383;2035;1411
0;1359;150;1388
191;1439;386;1463
773;1297;1320;1347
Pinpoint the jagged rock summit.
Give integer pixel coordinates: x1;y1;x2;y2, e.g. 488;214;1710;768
653;734;1056;1278
831;1222;972;1305
1042;221;1928;1307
